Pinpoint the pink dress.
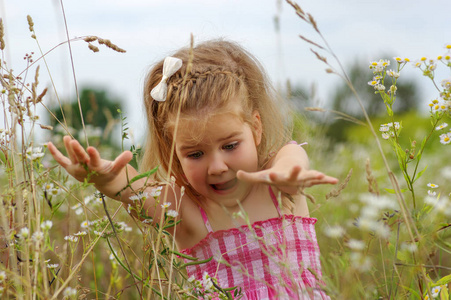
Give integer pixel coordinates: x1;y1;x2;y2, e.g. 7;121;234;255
180;186;330;299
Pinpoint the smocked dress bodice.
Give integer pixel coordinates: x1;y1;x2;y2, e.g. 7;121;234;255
180;187;330;299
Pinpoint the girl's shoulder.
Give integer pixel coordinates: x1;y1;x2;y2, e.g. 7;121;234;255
174;194;210;249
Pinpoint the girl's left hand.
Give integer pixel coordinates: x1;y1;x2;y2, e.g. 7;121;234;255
236;165;338;194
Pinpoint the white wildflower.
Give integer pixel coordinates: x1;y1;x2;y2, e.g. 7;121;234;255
150;186;163;197
26;146;45;161
440;166;451;179
32;231;44;241
432;285;441;298
0;271;6;282
379;125;390;132
360;194;397;210
441;78;451;89
427;190;437;197
324;225;345;238
381;133;390;140
118;222;132;232
427;183;439;189
19;227;29;239
368;79;379;86
73;231;87;236
439;132;451;145
374;223;391;238
166;209;179;218
401;242;418;253
386;70;400;78
436;123;448;130
64;235;79;243
63;287;77;298
142;218;153;224
202;272;214;292
161;202;171;209
130;192;148;202
41;220;53;230
83;194;94;205
350;252;372;272
47;263;59;269
347;239;365;251
375;84;386;91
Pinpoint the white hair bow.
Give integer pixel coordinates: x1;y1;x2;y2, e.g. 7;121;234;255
151;56;183;102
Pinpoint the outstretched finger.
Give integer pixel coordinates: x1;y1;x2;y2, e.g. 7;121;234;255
306;176;339;187
288;165;302;181
47;142;72;168
86;146;102;167
111;151;133;173
71;139;90;165
63;136;78;164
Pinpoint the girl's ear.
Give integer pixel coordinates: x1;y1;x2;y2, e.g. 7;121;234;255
252;111;262;146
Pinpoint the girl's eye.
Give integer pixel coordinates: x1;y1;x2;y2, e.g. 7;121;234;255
223;142;238;151
187;151;203;159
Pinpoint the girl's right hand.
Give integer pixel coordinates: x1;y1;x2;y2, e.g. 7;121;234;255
47;136;133;190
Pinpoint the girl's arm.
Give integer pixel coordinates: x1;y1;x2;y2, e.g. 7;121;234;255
237;143;338;195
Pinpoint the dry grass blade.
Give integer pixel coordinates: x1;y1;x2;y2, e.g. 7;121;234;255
310;49;327;64
305;107;326;112
299;35;324;50
325;168;352;200
307;13;319;32
365;158;379;195
302;191;316;204
285;0;307;21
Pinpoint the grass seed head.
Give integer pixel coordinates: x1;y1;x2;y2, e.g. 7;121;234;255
83;36;97;43
88;43;99;53
0;18;5;50
27;15;34;32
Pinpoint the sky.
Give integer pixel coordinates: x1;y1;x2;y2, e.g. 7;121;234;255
1;0;450;143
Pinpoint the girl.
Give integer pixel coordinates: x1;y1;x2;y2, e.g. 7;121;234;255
48;40;338;299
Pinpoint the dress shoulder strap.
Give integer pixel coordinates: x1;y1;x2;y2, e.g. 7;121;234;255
199;206;213;233
268;186;282;217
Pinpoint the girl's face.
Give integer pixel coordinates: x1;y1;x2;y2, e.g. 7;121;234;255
174;102;262;205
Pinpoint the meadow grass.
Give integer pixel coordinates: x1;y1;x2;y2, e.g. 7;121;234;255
1;2;451;299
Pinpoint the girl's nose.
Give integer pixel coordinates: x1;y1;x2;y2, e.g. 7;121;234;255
208;154;228;175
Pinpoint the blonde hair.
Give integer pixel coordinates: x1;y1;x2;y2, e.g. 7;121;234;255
141;39;292;199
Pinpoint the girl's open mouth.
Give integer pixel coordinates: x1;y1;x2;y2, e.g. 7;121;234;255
211;178;237;191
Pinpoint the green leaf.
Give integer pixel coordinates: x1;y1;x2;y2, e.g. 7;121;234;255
399;285;421;299
128;166;159;185
180;256;213;268
387;105;393;117
163;219;181;229
435;274;451;285
413;165;428;183
440;286;449;300
384;188;408;194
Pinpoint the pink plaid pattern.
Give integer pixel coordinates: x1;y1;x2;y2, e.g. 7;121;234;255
181;215;330;299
